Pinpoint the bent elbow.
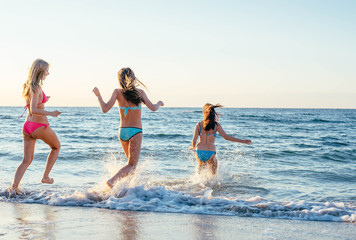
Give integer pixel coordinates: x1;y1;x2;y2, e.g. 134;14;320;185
149;106;157;112
30;109;39;115
154;105;161;111
101;106;109;113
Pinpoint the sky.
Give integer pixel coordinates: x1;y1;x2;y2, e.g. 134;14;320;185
0;0;355;108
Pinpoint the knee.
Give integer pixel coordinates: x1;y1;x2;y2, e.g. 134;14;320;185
51;142;61;151
128;162;137;168
22;157;33;166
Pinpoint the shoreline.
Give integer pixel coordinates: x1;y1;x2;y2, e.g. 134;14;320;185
1;202;355;240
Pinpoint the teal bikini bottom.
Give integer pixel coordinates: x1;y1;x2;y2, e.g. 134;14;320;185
196;150;216;162
119;127;142;141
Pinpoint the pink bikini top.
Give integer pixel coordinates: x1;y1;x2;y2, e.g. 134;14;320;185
40;91;48;104
19;91;48;118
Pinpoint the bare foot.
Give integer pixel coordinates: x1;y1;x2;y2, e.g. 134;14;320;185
106;180;113;189
6;186;22;196
41;177;54;184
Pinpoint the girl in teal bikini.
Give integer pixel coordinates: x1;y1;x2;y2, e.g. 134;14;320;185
93;68;164;188
189;103;252;174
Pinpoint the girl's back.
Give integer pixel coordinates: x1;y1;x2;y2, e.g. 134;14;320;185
197;121;217;151
117;88;142;128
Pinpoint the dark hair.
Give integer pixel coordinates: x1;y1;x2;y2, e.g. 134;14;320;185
202;103;223;131
117;67;147;105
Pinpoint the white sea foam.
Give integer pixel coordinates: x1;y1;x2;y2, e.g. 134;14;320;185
1;181;355;223
2;154;355;222
1;150;355;223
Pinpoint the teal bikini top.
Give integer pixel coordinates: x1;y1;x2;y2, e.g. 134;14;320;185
198;122;217;137
119;104;142;117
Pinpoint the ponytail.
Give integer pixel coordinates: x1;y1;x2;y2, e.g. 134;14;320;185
118;67;147;105
202;103;223;131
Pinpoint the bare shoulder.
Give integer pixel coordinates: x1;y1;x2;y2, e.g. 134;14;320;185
33;86;42;96
115;88;122;96
137;88;145;95
216;122;223;130
137;88;147;99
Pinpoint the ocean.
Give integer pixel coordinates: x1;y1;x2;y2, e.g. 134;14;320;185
1;107;355;222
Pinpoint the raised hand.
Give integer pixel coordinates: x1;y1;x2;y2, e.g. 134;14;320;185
92;87;101;97
157;100;164;107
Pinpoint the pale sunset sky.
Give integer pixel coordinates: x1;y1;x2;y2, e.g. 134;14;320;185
0;0;355;108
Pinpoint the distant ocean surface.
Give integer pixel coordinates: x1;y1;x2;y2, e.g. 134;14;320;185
1;107;355;222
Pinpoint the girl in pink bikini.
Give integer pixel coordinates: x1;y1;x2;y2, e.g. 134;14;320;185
10;59;61;193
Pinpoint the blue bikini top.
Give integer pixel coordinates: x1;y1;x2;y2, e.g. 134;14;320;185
119;104;142;117
198;122;217;137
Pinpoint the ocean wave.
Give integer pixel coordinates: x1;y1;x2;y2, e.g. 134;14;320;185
239;115;286;123
1;185;355;223
0;115;15;120
181;110;201;113
322;141;349;147
293;143;320;149
320;151;356;162
144;133;188;139
311;119;344;123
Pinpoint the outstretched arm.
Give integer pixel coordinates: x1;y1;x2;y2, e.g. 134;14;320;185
216;124;252;144
139;89;164;111
93;87;118;113
189;123;200;150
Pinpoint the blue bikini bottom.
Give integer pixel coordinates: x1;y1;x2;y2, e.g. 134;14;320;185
119;127;142;141
196;150;216;162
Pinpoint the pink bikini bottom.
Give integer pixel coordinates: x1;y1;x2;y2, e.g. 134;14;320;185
23;121;49;135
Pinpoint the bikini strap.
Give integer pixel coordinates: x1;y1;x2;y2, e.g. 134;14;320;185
18;105;28;119
121;106;130;117
120;104;142;117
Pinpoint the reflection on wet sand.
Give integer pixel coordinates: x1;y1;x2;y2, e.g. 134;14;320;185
2;202;356;240
8;202;141;240
192;214;217;240
11;202;56;239
113;210;140;240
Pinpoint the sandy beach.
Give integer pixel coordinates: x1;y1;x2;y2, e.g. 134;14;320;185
0;202;355;240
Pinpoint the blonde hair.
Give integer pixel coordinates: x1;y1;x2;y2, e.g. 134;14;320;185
22;59;49;101
117;67;147;105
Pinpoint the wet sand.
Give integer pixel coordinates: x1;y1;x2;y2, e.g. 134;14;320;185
0;202;355;240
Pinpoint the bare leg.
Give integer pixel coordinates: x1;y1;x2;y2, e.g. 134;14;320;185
106;139;129;188
195;155;206;173
33;126;60;184
11;134;36;190
107;133;142;187
120;135;129;159
207;154;217;175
